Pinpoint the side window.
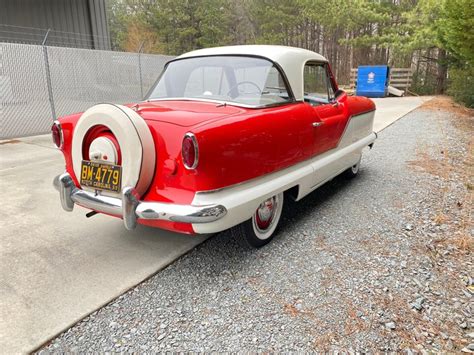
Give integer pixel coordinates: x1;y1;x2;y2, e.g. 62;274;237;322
304;63;334;105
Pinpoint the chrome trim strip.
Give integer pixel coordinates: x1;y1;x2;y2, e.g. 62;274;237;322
135;203;227;223
53;173;227;229
145;97;295;110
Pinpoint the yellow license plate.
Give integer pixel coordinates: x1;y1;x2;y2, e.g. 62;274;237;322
80;160;122;192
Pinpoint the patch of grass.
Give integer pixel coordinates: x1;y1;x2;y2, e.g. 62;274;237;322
453;232;473;252
420;95;474;119
409;96;473;256
407;151;450;179
433;213;448;225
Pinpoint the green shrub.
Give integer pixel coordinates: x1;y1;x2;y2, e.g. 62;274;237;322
447;66;474;108
410;72;438;95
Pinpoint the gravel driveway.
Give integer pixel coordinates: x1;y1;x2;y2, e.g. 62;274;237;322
40;97;473;352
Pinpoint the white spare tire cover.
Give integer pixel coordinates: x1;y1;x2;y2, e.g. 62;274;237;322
72;104;155;197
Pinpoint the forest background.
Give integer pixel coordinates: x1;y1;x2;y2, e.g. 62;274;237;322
107;0;473;107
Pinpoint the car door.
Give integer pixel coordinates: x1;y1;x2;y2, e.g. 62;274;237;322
303;62;349;156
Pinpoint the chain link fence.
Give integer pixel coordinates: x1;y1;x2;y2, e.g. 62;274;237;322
1;42;174;139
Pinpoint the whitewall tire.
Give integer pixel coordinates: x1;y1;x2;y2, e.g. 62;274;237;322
71;104;155;197
344;155;361;179
231;192;284;248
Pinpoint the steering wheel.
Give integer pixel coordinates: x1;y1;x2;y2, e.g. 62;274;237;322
227;81;262;97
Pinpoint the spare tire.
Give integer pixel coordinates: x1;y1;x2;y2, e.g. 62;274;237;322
72;104;155;197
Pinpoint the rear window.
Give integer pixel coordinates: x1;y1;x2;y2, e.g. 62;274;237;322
148;56;292;107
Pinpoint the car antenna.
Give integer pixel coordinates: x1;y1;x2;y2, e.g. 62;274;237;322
216;102;227;107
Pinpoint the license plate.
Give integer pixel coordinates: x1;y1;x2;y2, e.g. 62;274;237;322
80;160;122;192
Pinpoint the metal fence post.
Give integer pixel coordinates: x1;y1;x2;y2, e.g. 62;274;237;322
42;29;57;120
138;41;145;99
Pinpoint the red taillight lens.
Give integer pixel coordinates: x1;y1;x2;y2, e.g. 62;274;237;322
182;133;198;169
51;121;62;148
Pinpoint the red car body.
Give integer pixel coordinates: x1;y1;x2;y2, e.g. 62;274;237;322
53;45;376;243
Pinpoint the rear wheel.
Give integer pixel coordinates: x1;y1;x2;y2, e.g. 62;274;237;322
231;192;284;248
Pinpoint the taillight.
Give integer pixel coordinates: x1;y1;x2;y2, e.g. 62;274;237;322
182;133;198;169
51;120;63;148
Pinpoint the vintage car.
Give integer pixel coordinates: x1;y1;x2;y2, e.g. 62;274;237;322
53;45;376;247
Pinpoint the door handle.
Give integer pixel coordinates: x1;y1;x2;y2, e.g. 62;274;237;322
312;122;324;127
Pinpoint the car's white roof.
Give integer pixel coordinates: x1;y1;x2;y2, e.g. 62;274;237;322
177;45;328;101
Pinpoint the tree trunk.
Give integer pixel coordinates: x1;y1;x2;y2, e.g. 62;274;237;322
436;48;448;94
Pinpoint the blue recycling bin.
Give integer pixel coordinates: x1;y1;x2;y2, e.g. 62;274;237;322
356;65;390;98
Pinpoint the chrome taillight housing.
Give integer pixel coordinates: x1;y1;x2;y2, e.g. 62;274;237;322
182;132;198;169
51;120;63;149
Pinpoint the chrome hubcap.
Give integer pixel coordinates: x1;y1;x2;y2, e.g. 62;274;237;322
89;136;118;164
251;193;284;241
255;196;277;231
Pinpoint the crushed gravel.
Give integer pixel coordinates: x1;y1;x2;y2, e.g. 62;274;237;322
39;98;473;352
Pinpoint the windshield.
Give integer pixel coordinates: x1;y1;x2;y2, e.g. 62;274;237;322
147;56;292;107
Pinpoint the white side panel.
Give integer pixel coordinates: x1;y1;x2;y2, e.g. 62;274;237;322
301;110;375;195
339;111;375;148
192;111;376;234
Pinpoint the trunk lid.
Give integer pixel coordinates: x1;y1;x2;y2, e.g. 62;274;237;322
134;100;245;127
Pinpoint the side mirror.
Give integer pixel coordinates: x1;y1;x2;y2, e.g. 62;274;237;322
330;90;346;107
336;90;347;102
335;89;346;98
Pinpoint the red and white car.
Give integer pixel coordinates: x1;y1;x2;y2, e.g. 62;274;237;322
53;45;376;247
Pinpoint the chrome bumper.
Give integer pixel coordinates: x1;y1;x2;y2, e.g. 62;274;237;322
53;173;227;230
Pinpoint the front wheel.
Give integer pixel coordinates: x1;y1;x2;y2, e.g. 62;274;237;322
343;155;362;179
231;192;284;248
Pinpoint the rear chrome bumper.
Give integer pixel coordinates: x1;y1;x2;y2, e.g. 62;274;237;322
53;173;227;230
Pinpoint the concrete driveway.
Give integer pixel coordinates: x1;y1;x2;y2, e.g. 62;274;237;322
371;96;433;132
0;96;432;354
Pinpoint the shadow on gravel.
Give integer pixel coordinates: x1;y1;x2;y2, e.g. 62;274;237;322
194;169;365;276
281;171;363;226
